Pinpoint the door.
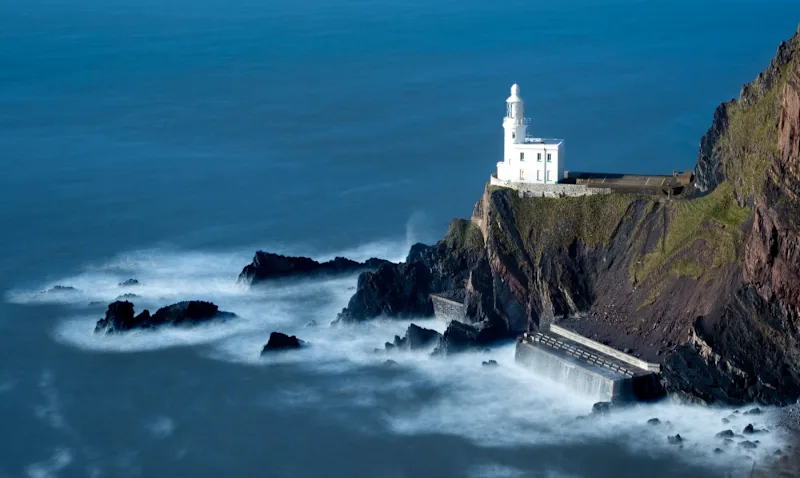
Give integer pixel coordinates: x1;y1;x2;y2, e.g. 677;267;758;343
520;169;525;180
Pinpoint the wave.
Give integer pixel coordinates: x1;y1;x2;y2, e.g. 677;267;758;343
7;233;789;474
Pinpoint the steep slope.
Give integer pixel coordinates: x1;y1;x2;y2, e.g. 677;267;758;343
337;25;800;405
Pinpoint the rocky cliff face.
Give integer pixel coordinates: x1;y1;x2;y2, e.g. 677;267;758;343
339;26;800;403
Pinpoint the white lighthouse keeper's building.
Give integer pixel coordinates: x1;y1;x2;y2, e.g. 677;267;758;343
496;84;565;184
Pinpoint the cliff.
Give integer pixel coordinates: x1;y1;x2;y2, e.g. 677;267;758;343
339;25;800;405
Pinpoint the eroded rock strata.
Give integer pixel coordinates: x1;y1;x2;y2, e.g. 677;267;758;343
338;26;800;405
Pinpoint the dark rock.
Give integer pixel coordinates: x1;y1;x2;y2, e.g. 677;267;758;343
713;448;724;454
592;402;612;415
305;320;318;327
389;324;443;352
743;424;755;434
261;332;304;354
775;449;784;456
723;438;734;446
431;321;507;356
744;407;762;415
94;300;234;333
334;261;435;323
716;430;735;438
722;417;730;424
88;301;105;306
115;293;140;300
44;285;78;293
118;279;140;287
384;342;395;350
667;434;683;445
647;418;661;426
739;440;757;449
482;360;498;367
238;251;389;285
383;359;398;367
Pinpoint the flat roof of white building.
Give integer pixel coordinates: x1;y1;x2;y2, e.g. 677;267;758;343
523;137;563;145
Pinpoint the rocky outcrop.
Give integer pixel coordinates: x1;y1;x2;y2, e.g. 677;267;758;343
261;332;305;354
94;300;235;333
118;279;139;287
332;26;800;403
333;218;518;343
431;320;504;356
238;251;389;285
383;324;442;352
42;285;78;294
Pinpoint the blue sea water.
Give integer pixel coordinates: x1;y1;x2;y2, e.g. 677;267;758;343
1;0;800;476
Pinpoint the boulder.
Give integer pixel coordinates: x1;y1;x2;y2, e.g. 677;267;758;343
716;430;735;438
739;440;758;449
305;320;318;328
383;359;399;367
744;407;763;415
714;448;724;454
116;293;140;300
238;251;388;285
431;320;507;356
118;279;140;287
482;360;499;367
260;332;305;354
386;324;443;352
647;418;661;426
592;402;613;415
94;300;235;333
667;434;683;445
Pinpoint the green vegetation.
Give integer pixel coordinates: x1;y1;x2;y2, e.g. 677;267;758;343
632;182;751;283
642;287;660;307
444;218;483;252
716;44;794;204
671;260;705;279
506;191;639;261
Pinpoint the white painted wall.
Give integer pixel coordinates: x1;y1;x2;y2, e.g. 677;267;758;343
497;141;564;184
496;84;565;184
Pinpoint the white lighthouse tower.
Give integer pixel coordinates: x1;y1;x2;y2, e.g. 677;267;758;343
496;84;565;184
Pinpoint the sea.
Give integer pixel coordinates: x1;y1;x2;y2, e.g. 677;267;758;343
2;0;800;476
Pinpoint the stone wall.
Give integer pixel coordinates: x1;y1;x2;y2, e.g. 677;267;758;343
430;294;466;322
490;174;611;198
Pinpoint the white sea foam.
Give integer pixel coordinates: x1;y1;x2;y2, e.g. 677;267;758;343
15;238;791;475
147;416;176;439
467;464;528;478
25;448;73;478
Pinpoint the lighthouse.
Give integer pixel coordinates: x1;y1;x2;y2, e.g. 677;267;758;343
496;84;565;184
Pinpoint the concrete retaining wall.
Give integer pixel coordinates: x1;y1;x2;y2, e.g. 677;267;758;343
430;294;466;322
490;175;611;198
549;324;661;372
515;333;664;403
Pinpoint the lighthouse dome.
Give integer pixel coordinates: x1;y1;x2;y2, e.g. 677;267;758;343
507;83;522;103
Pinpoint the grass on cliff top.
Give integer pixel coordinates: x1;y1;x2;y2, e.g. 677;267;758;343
507;191;639;259
716;43;793;205
444;218;483;252
632;182;750;284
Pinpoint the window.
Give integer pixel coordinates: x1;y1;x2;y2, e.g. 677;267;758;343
537;170;540;181
546;171;551;182
520;152;524;160
520;169;525;180
512;132;515;139
546;153;552;162
537;153;542;162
